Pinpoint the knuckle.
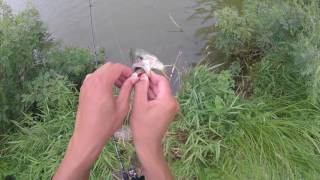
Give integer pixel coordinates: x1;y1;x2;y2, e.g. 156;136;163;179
106;61;113;66
81;77;90;88
113;63;122;69
80;84;86;92
82;74;101;88
80;81;90;93
164;98;179;112
158;74;168;82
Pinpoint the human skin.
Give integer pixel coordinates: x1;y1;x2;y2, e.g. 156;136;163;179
53;62;138;180
53;63;178;180
131;72;179;180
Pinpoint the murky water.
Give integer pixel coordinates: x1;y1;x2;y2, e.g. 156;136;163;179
5;0;207;66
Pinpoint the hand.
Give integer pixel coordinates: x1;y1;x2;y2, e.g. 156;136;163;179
130;72;179;180
74;62;138;147
54;62;138;180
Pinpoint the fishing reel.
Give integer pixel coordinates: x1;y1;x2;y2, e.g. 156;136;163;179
112;136;145;180
120;168;145;180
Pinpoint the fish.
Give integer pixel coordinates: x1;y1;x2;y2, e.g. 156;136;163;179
114;126;132;141
131;49;165;76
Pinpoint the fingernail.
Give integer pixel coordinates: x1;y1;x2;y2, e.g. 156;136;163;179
131;72;138;78
130;73;139;83
140;74;148;81
85;74;91;79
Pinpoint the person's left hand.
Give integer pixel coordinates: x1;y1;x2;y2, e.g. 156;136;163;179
54;62;138;180
73;62;138;146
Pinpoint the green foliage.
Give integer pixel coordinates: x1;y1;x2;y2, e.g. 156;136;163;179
0;73;76;178
47;47;104;85
21;72;77;113
164;1;320;179
2;0;320;180
165;65;320;179
0;2;52;129
214;1;306;55
0;73;135;179
198;0;320;103
0;1;100;133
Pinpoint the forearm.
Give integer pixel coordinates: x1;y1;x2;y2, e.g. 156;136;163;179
136;143;173;180
53;134;104;180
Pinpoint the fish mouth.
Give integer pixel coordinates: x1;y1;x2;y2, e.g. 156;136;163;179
132;61;146;74
131;49;165;76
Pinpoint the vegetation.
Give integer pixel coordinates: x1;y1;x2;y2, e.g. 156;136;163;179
165;65;320;179
0;1;100;133
1;0;320;179
164;0;320;179
196;0;320;101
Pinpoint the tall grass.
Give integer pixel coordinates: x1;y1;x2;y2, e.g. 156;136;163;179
2;65;319;179
1;0;320;179
196;0;320;103
165;65;320;179
0;72;136;179
163;0;320;179
0;1;103;134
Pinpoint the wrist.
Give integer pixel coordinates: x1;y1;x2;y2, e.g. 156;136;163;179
135;142;163;169
54;134;105;179
135;140;162;153
135;142;173;180
68;132;105;163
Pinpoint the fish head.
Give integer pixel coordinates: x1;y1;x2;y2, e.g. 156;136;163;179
132;49;165;75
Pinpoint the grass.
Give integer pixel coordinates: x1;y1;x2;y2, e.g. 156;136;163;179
1;65;320;180
1;0;320;179
0;73;136;179
164;65;320;179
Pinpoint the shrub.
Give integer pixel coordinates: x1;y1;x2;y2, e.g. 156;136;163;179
47;47;105;86
0;72;77;178
0;72;135;179
165;65;320;179
2;1;320;179
163;1;320;179
197;0;320;103
0;1;52;129
0;1;100;133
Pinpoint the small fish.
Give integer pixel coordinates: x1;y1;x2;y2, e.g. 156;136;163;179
131;49;165;76
114;126;132;141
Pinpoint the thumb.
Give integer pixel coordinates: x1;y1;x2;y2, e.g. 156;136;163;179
117;74;139;110
134;73;149;107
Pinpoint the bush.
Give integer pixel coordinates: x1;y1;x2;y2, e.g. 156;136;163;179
165;65;320;179
0;72;76;178
0;1;100;133
0;1;52;129
0;73;135;179
47;47;105;86
164;1;320;179
197;0;320;103
1;0;320;179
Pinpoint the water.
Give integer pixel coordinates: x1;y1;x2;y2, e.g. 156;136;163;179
5;0;207;66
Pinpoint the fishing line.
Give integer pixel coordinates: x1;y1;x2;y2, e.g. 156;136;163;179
87;2;146;179
87;1;132;179
88;0;98;67
112;136;130;180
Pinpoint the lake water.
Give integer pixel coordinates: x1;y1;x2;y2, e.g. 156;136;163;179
5;0;207;66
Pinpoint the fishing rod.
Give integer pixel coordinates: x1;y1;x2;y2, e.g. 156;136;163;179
87;2;143;179
112;136;130;180
112;135;143;179
88;0;98;67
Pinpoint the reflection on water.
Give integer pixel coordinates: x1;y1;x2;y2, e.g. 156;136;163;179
5;0;207;66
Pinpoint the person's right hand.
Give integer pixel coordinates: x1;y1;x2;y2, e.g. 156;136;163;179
130;72;179;180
